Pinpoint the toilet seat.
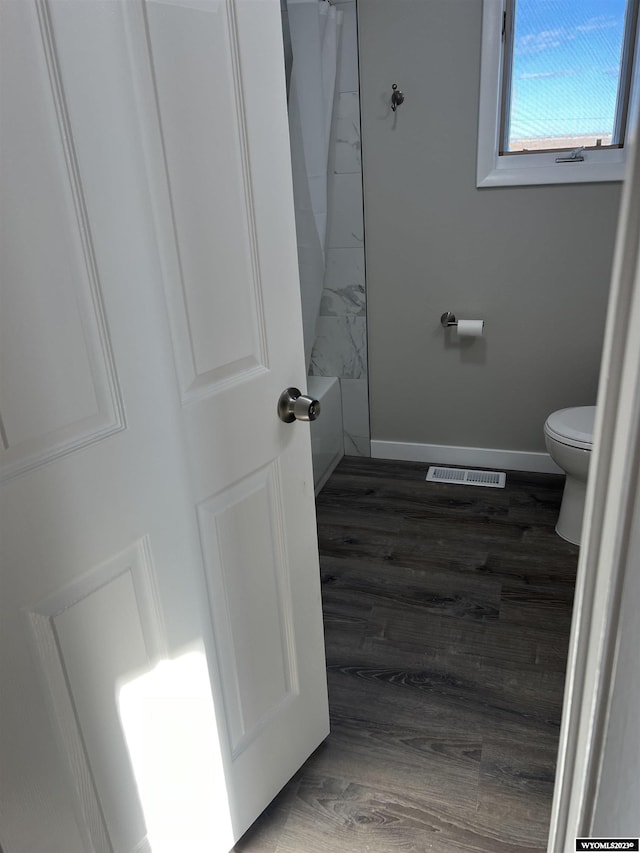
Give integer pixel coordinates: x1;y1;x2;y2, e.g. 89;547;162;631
544;406;596;450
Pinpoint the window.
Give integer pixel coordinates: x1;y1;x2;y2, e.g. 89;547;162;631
477;0;640;187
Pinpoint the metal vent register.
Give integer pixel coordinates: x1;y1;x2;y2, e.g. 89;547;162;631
426;466;506;488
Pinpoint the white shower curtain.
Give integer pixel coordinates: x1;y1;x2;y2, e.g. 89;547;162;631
286;0;342;369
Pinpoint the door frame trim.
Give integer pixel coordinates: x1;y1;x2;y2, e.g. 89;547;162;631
548;105;640;849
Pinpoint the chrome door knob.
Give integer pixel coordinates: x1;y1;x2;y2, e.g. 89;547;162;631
277;387;321;423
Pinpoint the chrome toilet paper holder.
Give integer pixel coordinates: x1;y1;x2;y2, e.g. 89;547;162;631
440;312;485;336
440;311;458;328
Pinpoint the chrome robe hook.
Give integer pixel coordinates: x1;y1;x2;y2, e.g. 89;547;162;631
391;83;404;112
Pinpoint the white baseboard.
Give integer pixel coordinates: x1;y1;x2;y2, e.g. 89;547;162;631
370;439;563;474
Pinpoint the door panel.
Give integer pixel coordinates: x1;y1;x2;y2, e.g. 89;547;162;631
0;0;124;482
197;463;299;755
38;557;153;852
0;0;328;850
27;539;164;853
144;0;268;400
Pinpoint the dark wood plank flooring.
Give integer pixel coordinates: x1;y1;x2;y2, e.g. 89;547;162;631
234;457;579;852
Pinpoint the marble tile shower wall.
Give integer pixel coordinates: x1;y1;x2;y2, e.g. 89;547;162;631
308;0;370;457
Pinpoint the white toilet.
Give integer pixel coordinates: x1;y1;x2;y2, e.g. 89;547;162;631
544;406;596;546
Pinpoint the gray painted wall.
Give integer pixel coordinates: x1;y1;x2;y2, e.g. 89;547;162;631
359;0;623;453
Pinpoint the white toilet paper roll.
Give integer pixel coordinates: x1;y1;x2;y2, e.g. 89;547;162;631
457;319;484;337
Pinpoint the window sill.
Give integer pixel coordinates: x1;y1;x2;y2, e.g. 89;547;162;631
477;155;627;188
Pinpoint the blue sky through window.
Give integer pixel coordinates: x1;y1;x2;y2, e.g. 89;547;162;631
508;0;629;149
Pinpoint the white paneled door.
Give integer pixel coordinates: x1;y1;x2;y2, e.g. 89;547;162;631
0;2;329;851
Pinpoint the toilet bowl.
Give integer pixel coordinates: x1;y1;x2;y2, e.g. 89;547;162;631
544;406;596;546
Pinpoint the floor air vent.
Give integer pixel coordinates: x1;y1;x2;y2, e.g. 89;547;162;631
426;466;506;488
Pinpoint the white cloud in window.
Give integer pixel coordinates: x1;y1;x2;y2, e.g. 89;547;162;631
576;16;620;33
517;15;622;56
518;69;578;79
518;28;568;54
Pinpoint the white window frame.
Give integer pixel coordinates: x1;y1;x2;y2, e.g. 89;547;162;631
477;0;640;188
